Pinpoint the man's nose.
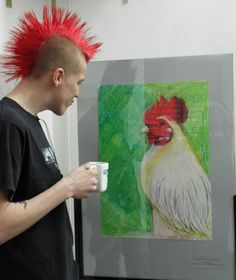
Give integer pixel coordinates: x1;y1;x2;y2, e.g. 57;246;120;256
75;90;80;98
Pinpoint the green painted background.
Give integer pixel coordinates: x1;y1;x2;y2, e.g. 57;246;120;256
98;81;210;237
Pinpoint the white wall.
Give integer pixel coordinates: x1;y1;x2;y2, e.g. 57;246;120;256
66;0;236;60
0;0;52;52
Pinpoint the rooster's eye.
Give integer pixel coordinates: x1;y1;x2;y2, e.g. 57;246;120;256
147;124;156;128
158;120;167;127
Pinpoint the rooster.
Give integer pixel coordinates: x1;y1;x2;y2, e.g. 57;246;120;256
140;96;212;240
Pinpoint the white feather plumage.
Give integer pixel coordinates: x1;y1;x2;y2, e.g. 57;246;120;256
141;118;212;239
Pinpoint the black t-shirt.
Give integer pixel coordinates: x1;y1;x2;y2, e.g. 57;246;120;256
0;97;79;280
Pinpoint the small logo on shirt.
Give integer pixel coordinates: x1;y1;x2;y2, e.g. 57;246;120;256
41;147;58;168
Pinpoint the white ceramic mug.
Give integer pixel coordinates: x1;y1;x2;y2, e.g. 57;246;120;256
90;162;109;192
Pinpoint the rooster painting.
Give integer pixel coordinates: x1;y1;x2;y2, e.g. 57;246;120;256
140;96;212;240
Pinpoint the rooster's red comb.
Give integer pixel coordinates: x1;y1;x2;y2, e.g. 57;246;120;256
144;96;188;124
2;5;101;81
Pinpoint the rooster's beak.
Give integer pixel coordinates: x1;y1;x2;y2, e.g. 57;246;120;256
141;126;149;133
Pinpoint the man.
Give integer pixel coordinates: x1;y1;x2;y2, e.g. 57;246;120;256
0;6;100;280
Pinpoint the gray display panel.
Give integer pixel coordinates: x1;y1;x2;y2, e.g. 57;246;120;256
76;54;235;280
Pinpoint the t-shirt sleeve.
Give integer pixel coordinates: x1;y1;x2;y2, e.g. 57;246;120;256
0;122;24;198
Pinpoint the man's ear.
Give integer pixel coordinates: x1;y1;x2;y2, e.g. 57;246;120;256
52;68;64;87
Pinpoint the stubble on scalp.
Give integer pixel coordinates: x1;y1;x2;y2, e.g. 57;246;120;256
31;36;85;78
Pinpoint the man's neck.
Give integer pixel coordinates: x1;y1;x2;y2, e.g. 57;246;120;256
7;77;49;116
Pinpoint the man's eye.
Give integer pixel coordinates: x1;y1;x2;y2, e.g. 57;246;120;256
78;79;85;86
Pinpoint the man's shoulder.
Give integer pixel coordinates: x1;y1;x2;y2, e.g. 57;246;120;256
0;97;36;130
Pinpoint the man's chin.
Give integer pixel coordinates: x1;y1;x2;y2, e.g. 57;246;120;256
52;107;66;116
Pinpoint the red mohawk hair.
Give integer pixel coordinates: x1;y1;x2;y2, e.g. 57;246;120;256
144;96;188;125
2;5;101;81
